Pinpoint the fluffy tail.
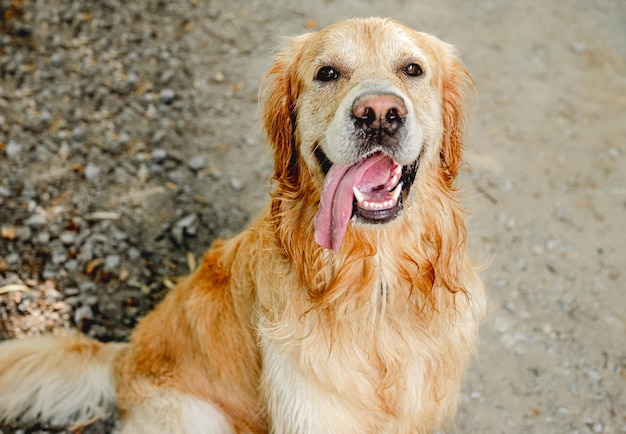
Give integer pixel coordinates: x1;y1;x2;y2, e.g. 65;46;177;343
0;332;127;428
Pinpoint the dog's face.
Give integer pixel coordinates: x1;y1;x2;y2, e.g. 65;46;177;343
263;18;472;252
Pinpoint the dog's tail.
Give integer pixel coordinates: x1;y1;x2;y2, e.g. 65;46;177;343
0;332;127;428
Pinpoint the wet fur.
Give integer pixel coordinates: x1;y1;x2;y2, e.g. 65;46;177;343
0;18;484;434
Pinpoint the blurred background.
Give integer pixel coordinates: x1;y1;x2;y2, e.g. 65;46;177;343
1;0;625;432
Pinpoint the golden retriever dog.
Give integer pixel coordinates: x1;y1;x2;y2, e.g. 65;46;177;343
0;17;485;434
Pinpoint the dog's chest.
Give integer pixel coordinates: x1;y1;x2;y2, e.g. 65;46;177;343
255;247;471;433
259;294;450;433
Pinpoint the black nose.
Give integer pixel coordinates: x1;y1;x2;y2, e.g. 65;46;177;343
352;94;407;136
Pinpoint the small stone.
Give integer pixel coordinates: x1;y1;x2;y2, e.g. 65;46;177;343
127;247;141;261
72;127;85;142
586;420;604;433
495;278;509;288
104;254;121;271
188;155;206;171
51;52;63;67
36;231;51;244
25;213;47;228
51;249;68;265
6;141;21;158
152;129;167;144
608;147;622;158
59;231;76;245
45;287;64;302
171;213;198;244
79;281;97;293
126;71;138;85
124;306;140;318
118;132;130;145
230;178;245;191
167;170;187;185
570;42;587;54
74;305;94;325
16;226;32;241
469;390;483;401
83;295;99;307
151;148;168;164
64;259;79;272
159;88;176;105
6;253;20;266
22;185;37;200
64;287;80;297
84;163;101;180
110;227;128;241
40;109;52;123
176;213;197;228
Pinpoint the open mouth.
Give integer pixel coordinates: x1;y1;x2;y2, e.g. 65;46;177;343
351;156;416;224
313;148;419;251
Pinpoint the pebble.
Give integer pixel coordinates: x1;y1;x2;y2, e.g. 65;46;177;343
159;88;176;104
64;259;79;272
104;254;121;271
59;231;76;245
63;287;80;297
586;420;605;433
51;249;68;265
72;127;85;142
570;42;587;54
188;155;206;171
167;169;188;185
51;52;64;67
175;213;197;229
127;247;141;261
16;226;32;241
6;253;20;266
84;163;101;180
151;148;168;164
171;213;198;244
74;305;94;325
6;141;22;158
119;131;130;145
24;213;47;228
230;178;245;191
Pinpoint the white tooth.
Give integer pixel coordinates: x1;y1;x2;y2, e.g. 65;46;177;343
395;165;402;175
353;187;365;204
391;182;403;202
389;175;398;187
363;200;370;209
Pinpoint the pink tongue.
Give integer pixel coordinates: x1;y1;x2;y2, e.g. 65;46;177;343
314;154;393;251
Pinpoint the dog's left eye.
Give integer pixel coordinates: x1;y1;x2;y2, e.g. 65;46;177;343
315;66;340;82
404;63;423;77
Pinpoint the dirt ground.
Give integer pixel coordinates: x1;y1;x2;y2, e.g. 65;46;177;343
0;0;625;433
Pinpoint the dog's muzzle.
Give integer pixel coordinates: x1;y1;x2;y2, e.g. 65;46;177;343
314;93;420;251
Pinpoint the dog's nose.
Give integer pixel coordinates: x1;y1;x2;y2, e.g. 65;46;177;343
352;94;408;136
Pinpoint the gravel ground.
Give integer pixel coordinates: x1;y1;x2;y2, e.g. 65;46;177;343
1;0;625;433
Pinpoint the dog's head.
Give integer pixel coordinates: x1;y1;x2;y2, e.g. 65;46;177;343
262;18;473;252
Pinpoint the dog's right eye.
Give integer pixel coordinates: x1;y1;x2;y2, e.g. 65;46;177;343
315;66;340;82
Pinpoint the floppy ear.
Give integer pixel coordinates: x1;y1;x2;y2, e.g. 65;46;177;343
260;35;309;189
440;46;475;182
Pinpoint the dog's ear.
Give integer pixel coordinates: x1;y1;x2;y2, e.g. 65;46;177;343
261;35;310;188
440;45;475;182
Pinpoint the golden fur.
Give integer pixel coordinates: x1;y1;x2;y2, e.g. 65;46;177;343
0;17;485;434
